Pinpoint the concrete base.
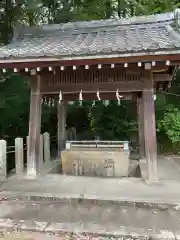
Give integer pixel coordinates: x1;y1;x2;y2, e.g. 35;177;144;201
139;159;161;185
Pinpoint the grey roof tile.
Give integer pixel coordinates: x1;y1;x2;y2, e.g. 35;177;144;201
0;10;180;60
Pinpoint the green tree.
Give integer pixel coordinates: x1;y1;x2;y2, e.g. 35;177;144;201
158;105;180;143
90;101;137;140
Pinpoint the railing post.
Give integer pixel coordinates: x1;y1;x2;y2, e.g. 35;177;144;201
26;136;29;171
39;134;44;170
43;132;50;163
0;140;7;180
15;137;24;176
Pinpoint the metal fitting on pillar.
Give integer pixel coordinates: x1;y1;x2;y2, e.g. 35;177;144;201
59;91;62;105
116;89;123;105
97;90;101;100
79;89;83;106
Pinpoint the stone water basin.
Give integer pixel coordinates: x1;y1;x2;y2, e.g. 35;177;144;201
61;142;130;177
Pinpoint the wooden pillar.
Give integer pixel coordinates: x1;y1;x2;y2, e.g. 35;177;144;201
137;95;145;158
27;75;42;177
57;100;67;154
143;71;158;182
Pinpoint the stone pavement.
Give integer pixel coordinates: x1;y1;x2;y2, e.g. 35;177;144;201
0;232;64;240
0;231;109;240
1;156;180;204
0;156;180;239
155;156;180;180
1;174;180;204
0;198;180;239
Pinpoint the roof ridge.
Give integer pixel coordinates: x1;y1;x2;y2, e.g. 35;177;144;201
1;10;180;61
12;10;177;41
59;11;175;28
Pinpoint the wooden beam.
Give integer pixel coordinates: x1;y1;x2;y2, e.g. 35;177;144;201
143;71;158;182
153;73;172;82
41;81;144;94
45;92;135;101
16;64;173;80
27;75;42;177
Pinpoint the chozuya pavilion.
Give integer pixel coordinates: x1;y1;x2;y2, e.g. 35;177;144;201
0;9;180;182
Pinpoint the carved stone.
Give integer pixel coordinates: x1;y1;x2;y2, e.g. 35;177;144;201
61;148;129;178
104;159;115;177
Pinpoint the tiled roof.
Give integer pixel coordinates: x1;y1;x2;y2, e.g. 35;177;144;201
0;10;180;60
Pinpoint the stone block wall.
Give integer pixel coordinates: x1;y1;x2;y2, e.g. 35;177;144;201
61;148;130;177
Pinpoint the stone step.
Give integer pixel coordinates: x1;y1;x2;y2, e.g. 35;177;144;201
0;199;180;239
1;174;180;214
1;190;180;211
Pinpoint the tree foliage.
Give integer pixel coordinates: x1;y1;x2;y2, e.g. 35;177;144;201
158;105;180;143
90;101;137;140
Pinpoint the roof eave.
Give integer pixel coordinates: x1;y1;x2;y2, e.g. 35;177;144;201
1;49;180;64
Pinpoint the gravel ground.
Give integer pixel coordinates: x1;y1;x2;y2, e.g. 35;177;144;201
0;232;58;240
0;231;139;240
